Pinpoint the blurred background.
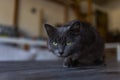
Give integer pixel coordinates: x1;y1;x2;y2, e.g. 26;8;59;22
0;0;119;62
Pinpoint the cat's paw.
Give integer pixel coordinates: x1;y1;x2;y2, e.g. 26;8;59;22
63;58;73;68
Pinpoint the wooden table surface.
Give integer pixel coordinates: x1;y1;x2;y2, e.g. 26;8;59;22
0;60;119;80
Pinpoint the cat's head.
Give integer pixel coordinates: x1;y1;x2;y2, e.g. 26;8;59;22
44;20;82;57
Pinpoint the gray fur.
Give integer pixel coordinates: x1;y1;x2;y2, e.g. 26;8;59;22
44;20;105;67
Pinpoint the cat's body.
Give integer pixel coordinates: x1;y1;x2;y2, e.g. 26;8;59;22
45;20;105;67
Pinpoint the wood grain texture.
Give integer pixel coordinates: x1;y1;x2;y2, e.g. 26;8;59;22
0;60;119;80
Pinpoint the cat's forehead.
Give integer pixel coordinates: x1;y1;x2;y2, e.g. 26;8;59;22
57;26;69;34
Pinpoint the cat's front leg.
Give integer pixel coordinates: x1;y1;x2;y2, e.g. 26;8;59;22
63;55;79;67
63;57;73;67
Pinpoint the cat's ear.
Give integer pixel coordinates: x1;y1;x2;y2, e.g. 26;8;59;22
44;24;56;37
69;21;81;31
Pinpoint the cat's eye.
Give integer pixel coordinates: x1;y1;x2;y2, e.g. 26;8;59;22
52;42;57;46
66;42;72;45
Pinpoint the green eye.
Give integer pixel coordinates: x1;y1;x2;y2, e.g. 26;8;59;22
52;42;57;46
66;42;72;45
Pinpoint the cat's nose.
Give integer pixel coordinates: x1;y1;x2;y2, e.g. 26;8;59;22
59;51;64;56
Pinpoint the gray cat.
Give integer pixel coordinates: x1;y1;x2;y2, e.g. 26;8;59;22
44;20;105;67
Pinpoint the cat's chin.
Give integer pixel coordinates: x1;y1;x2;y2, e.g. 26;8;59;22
53;52;71;57
57;55;69;58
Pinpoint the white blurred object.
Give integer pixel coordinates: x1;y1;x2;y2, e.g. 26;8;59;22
105;43;120;61
0;37;47;46
35;48;60;61
0;44;36;61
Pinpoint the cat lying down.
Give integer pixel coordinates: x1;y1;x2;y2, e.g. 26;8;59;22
44;20;105;68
